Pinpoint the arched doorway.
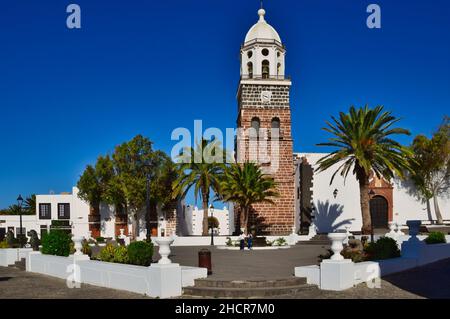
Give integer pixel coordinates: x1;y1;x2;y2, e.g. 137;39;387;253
370;196;389;229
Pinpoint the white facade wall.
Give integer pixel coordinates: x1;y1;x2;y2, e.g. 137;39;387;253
0;215;40;236
0;187;91;239
1;187;188;240
35;187;90;238
296;153;450;233
180;205;234;236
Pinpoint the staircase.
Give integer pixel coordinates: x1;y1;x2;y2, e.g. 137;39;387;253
297;234;331;246
8;258;26;271
183;277;315;298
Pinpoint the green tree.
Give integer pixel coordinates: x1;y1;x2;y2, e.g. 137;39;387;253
409;117;450;224
112;135;154;238
77;165;102;216
219;162;279;233
316;105;411;234
173;139;224;236
147;151;179;240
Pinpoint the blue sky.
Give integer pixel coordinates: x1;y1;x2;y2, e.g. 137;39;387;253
0;0;449;208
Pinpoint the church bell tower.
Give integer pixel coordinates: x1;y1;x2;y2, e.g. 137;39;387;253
236;8;295;235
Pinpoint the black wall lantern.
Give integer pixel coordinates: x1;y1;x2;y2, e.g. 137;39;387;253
333;189;338;199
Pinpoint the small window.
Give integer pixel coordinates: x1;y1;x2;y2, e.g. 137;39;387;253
277;63;281;76
271;117;281;129
39;203;51;220
277;51;281;57
262;60;270;79
247;51;253;59
58;203;70;220
262;48;269;56
247;62;253;79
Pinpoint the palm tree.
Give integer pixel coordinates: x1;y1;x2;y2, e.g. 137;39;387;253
24;195;36;215
316;105;411;234
172;139;225;236
219;162;279;233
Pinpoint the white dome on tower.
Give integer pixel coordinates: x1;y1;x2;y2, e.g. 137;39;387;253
244;9;281;43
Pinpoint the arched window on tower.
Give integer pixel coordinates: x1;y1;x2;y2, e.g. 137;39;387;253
271;117;280;129
271;117;281;138
277;63;281;78
251;117;260;136
247;62;253;79
262;60;270;79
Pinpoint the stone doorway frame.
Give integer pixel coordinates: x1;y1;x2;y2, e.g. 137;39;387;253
368;175;393;224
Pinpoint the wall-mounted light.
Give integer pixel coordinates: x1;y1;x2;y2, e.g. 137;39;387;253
333;189;338;199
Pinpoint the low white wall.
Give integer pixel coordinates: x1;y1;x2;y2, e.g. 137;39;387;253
295;240;450;291
0;248;33;267
26;252;207;297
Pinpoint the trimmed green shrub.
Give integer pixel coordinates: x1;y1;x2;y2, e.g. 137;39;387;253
41;230;72;257
113;246;129;264
6;230;15;247
96;237;105;243
128;241;153;266
273;237;287;246
365;237;400;261
0;240;9;248
97;244;116;262
425;232;447;245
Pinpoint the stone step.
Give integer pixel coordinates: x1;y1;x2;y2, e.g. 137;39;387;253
183;283;315;298
8;258;26;271
297;241;331;246
297;234;331;246
193;277;306;289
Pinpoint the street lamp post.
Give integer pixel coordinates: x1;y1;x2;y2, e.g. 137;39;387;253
210;204;215;246
17;195;24;248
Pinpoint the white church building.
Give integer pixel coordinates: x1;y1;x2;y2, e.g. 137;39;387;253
0;8;448;242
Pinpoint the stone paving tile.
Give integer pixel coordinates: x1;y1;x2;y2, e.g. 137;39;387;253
165;244;329;281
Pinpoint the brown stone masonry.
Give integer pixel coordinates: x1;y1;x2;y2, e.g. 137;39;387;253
236;82;295;235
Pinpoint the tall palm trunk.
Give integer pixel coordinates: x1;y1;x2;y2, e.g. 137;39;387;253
357;168;372;235
239;206;248;233
433;196;444;225
202;189;209;236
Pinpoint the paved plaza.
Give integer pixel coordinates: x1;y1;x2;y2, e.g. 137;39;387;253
0;244;449;299
160;244;329;281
